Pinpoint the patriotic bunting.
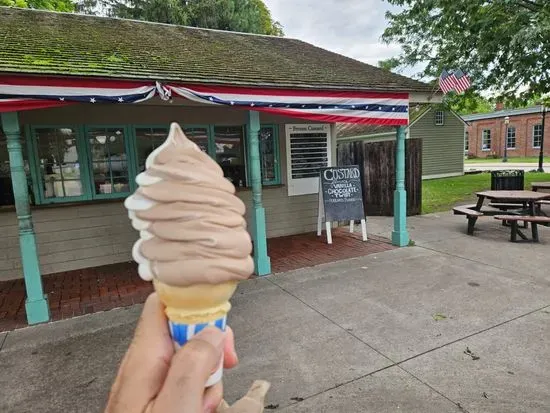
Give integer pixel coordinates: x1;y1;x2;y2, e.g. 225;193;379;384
0;76;409;126
167;84;409;125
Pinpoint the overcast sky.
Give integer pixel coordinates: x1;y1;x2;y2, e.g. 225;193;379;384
263;0;405;70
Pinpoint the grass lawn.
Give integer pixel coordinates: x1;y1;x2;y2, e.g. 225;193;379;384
465;156;550;164
422;172;550;214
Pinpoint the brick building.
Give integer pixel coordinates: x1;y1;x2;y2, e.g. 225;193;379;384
463;105;549;158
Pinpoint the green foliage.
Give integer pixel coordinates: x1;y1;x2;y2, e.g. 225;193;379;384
77;0;283;35
382;0;550;104
446;92;494;115
1;0;75;11
377;57;402;73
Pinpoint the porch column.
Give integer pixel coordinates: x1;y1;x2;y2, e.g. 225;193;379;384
391;125;410;247
247;110;271;275
1;112;50;324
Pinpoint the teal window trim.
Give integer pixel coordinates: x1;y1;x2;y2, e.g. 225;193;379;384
84;124;132;200
261;124;281;186
181;124;213;156
24;121;283;206
245;124;281;186
132;124;171;179
28;125;90;205
24;124;40;205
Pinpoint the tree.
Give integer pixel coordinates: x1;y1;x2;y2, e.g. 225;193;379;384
78;0;283;35
1;0;75;11
445;93;494;115
377;57;402;73
382;1;550;105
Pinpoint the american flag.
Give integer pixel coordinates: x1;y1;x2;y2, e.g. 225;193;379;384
439;69;471;95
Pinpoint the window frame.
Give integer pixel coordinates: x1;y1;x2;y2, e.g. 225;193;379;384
27;124;91;204
506;126;516;150
434;110;445;126
533;124;543;148
25;121;282;206
84;124;135;200
246;124;281;186
481;129;491;151
183;124;215;156
133;124;171;174
464;130;469;153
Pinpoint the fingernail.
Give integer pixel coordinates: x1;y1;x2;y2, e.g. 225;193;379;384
196;327;225;350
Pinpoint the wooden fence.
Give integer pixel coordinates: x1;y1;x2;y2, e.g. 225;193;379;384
337;139;422;216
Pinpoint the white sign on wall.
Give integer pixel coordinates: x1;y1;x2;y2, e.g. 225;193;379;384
285;124;332;196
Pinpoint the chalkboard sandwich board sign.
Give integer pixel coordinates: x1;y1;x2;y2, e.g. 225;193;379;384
317;165;367;244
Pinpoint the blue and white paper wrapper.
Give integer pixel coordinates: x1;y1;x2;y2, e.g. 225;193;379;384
168;314;227;387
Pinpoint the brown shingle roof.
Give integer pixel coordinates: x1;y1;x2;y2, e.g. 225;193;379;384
0;7;433;92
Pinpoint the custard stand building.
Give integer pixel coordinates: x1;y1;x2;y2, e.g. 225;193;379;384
0;8;441;324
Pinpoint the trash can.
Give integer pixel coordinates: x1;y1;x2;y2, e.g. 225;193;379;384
490;170;524;190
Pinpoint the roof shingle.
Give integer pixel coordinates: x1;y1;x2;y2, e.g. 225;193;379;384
0;7;433;92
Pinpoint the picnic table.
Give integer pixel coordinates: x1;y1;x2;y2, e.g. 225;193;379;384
453;190;550;241
531;182;550;192
474;190;550;216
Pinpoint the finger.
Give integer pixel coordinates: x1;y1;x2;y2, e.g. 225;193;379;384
153;327;225;413
203;382;223;413
223;326;238;369
106;293;174;412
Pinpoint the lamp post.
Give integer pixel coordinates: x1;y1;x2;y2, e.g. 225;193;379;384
538;105;546;173
503;116;510;163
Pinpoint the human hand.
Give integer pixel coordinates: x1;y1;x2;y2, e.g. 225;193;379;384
105;293;238;413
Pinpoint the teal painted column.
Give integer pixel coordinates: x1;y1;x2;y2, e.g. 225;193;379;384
391;125;410;247
1;112;50;324
247;111;271;275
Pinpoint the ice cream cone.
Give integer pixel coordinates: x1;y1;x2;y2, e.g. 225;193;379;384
154;279;238;386
125;123;253;388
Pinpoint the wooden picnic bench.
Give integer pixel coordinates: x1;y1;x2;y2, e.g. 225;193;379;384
531;182;550;192
454;191;550;236
452;205;484;235
494;215;550;242
488;202;526;210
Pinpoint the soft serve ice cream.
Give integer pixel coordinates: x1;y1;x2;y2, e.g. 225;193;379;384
124;122;254;385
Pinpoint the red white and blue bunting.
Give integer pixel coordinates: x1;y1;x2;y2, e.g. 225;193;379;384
0;76;409;125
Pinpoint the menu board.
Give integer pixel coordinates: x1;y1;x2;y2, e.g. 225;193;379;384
319;166;365;222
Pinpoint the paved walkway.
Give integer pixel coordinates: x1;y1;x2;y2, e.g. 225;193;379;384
0;230;393;332
0;213;549;412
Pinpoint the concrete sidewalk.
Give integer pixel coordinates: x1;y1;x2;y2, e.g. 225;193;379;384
1;213;549;412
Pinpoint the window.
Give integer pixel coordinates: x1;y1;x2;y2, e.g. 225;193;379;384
482;129;491;151
286;124;331;196
533;124;543;148
32;127;85;202
259;126;280;185
183;126;210;153
214;126;246;188
464;131;469;152
135;126;169;173
86;127;130;196
25;122;281;205
0;130;31;206
435;111;445;126
506;126;516;149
